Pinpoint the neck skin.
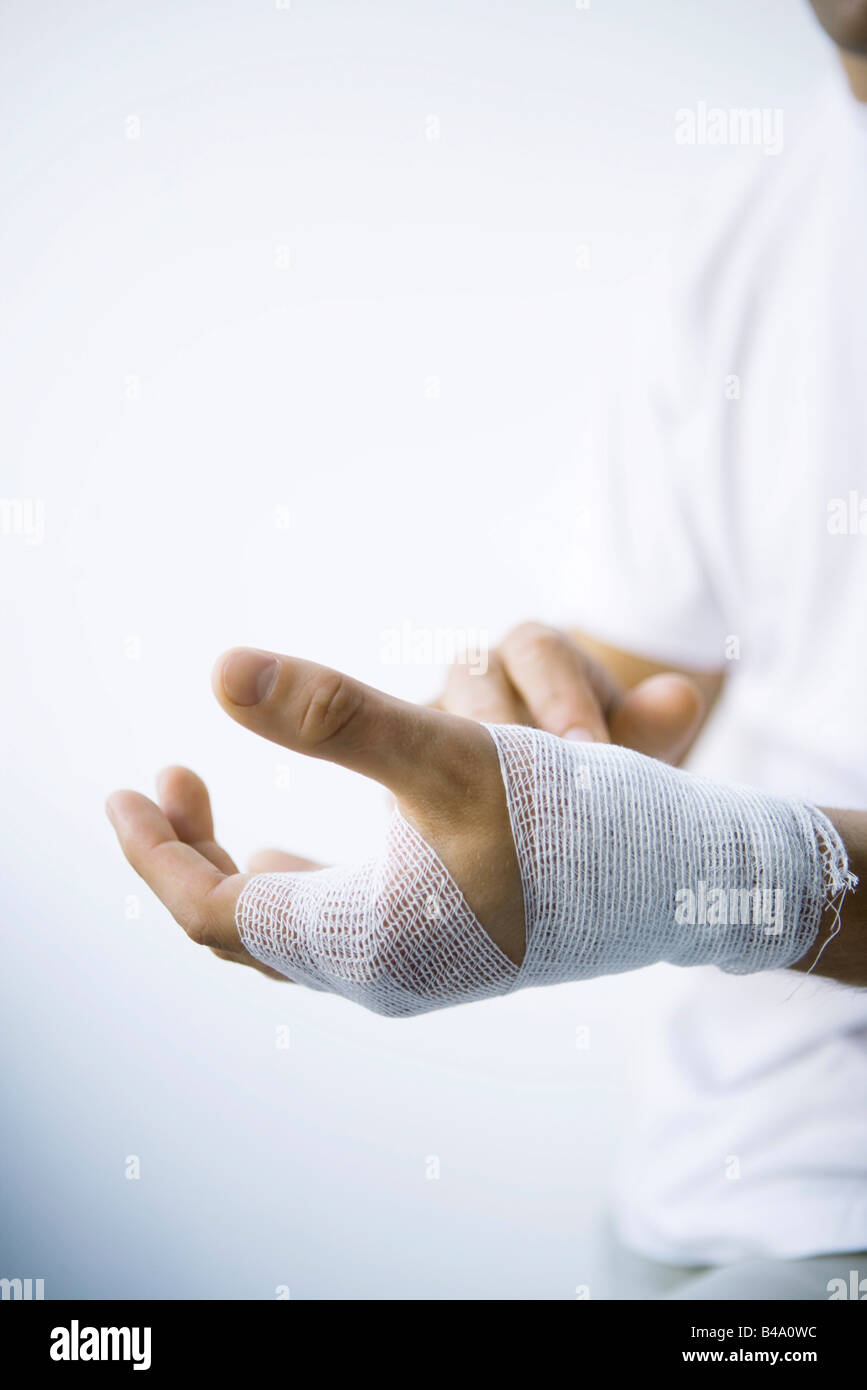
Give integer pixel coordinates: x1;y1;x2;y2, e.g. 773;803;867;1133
840;49;867;101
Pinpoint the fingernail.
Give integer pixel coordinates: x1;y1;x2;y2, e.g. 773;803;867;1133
563;726;594;742
222;651;280;706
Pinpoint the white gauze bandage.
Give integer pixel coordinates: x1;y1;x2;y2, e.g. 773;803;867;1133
236;725;855;1017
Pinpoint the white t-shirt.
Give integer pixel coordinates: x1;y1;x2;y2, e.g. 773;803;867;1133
569;68;867;1264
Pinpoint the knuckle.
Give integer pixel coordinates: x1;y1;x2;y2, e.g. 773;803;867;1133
297;672;363;747
504;620;547;646
180;905;216;947
506;623;559;667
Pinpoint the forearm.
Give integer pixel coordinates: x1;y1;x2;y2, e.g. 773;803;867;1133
789;808;867;987
565;634;865;986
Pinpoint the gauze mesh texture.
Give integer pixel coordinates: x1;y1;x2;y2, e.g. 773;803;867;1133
236;811;519;1017
236;724;855;1016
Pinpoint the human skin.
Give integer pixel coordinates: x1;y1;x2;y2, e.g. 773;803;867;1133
840;49;867;97
436;624;865;987
106;14;867;996
807;1;867;94
107;648;528;974
809;0;867;55
105;632;866;990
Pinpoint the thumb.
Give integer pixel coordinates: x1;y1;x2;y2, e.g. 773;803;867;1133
608;673;704;763
212;647;494;809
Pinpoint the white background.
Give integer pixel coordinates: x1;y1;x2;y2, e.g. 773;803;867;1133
0;0;833;1297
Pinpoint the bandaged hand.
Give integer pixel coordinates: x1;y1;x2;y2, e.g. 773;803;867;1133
106;649;853;1017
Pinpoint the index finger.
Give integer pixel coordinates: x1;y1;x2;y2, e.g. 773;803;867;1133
106;790;246;952
499;623;614;742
